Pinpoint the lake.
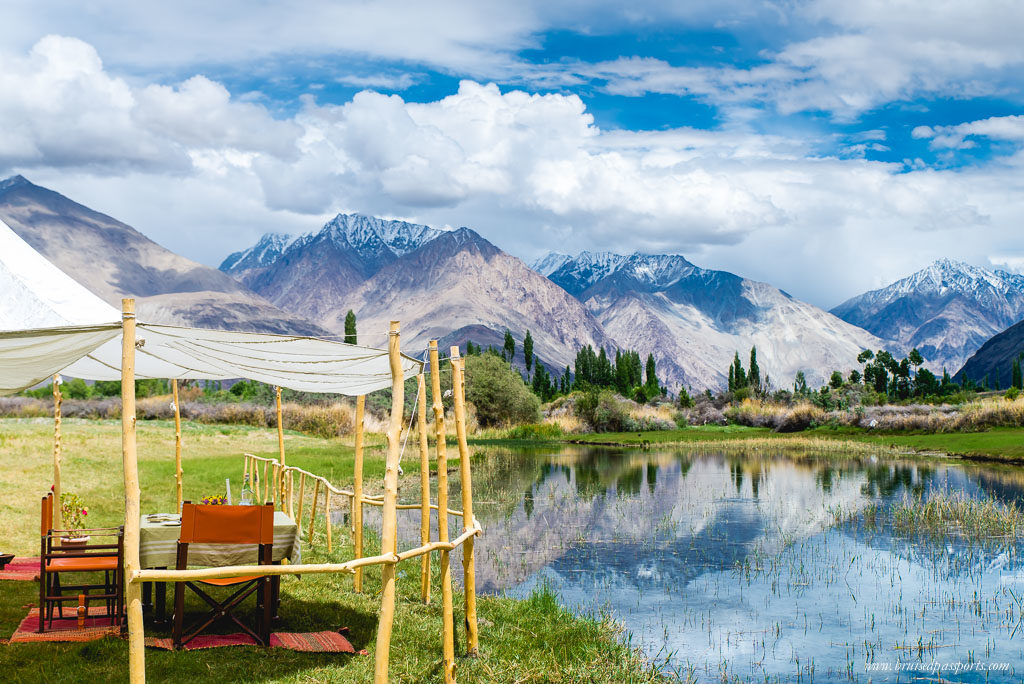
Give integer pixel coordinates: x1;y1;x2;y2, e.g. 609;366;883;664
377;446;1024;682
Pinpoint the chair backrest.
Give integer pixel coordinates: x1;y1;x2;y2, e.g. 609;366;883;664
179;503;274;545
40;492;53;536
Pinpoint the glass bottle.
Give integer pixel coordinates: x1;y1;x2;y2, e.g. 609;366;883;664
240;474;254;505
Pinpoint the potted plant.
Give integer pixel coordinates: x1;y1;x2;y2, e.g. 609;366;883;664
199;494;227;505
60;492;90;547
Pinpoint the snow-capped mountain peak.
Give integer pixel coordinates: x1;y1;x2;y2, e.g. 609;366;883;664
219;232;300;272
529;251;572;277
321;213;446;258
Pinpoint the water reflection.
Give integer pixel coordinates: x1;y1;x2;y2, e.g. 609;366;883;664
372;447;1024;682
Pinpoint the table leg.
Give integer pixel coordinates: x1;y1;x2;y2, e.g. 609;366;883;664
155;574;167;623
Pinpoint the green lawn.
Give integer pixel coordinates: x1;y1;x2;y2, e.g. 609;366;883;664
0;418;665;683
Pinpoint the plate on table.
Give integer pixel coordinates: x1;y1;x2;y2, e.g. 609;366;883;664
160;521;181;526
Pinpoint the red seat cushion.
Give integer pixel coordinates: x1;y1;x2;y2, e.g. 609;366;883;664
198;575;261;586
46;556;118;572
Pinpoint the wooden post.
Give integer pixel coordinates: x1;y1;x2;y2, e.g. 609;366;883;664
172;380;183;513
373;321;404;684
121;299;145;682
276;386;285;502
287;470;295;520
353;394;365;592
451;346;479;656
297;472;306;531
417;373;431;603
308;479;321;541
430;340;455;682
325;490;333;553
52;374;62;531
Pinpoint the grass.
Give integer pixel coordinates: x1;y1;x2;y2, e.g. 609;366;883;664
474;421;1024;463
0;418;666;683
891;493;1024;539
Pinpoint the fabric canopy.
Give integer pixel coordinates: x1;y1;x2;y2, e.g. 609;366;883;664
0;218;422;395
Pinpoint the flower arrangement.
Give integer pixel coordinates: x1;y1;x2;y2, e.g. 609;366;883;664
60;492;89;537
200;494;227;505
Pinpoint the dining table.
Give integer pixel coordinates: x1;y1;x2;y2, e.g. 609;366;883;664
138;511;301;622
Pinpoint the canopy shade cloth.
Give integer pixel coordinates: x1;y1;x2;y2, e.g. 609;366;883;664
0;217;423;395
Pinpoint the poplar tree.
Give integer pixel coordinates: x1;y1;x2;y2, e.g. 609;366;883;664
344;310;357;345
523;330;534;373
503;329;515;363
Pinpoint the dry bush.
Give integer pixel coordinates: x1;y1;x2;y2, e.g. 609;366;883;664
680;400;727;426
543;413;586;434
775;403;826;432
0;396;50;418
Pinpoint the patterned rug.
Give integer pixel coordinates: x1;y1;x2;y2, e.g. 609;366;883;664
9;606;122;643
0;557;40;581
146;629;362;653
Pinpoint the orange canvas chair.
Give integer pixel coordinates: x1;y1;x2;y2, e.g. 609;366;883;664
172;502;275;649
38;492;124;632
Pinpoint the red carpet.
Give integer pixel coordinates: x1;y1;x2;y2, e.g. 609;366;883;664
146;630;363;653
0;557;40;581
9;606;121;643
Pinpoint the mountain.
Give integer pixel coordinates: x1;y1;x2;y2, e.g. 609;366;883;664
343;229;615;371
954;318;1024;386
830;259;1024;372
534;250;884;390
220;214;445;322
0;175;326;336
528;251;572;277
225;220;614;373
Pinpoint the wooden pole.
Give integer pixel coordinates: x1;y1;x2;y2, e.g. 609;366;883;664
373;321;404;684
276;386;285;503
353;394;365;592
172;380;183;513
121;299;145;682
325;490;333;553
451;346;478;656
417;373;431;603
297;472;306;530
430;340;455;682
52;374;62;531
307;479;321;541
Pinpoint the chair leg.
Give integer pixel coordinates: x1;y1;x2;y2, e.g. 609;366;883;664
38;571;45;633
172;581;184;649
261;577;272;646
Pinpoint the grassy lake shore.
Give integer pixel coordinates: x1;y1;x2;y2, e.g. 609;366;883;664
0;418;665;683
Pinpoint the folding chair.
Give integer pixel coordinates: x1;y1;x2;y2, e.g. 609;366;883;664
172;502;274;649
38;492;124;632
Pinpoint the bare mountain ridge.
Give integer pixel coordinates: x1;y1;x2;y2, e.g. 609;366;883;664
537;250;885;390
830;258;1024;373
0;175;326;336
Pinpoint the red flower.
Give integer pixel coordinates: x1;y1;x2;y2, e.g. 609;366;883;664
81;509;88;515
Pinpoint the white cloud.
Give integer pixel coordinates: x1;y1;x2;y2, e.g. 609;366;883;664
914;115;1024;149
3;37;1024;309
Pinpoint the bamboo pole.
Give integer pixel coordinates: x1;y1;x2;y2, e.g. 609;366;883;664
121;299;145;683
430;340;455;683
325;490;333;553
307;479;321;541
353;394;365;592
172;380;182;513
263;460;270;504
276;386;285;503
373;321;404;684
52;374;62;531
451;346;478;656
417;373;431;603
296;472;306;532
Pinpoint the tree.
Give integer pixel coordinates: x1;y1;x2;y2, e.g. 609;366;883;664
678;385;694;408
344;310;357;345
564;365;572;393
848;369;862;384
829;371;843;389
731;352;747;390
644;354;659;397
794;370;808;395
1013;355;1023;390
503;329;515;363
908;348;923;376
464;353;540;426
532;362;552;401
728;363;735;392
523;330;534;374
748;346;761;392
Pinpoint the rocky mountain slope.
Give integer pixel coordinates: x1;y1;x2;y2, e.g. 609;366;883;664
224;219;614;373
954;318;1024;386
535;251;885;391
0;175;325;335
830;259;1024;373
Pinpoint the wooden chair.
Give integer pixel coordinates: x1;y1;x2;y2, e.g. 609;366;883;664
38;492;124;632
172;502;274;649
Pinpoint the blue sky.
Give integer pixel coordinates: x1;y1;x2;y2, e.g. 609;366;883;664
1;1;1023;307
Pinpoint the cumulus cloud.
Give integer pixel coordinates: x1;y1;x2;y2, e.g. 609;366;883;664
914;115;1024;149
3;36;1024;308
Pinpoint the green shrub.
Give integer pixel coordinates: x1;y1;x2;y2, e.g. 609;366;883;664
574;389;631;433
464;353;540;427
1006;387;1020;401
505;423;564;440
